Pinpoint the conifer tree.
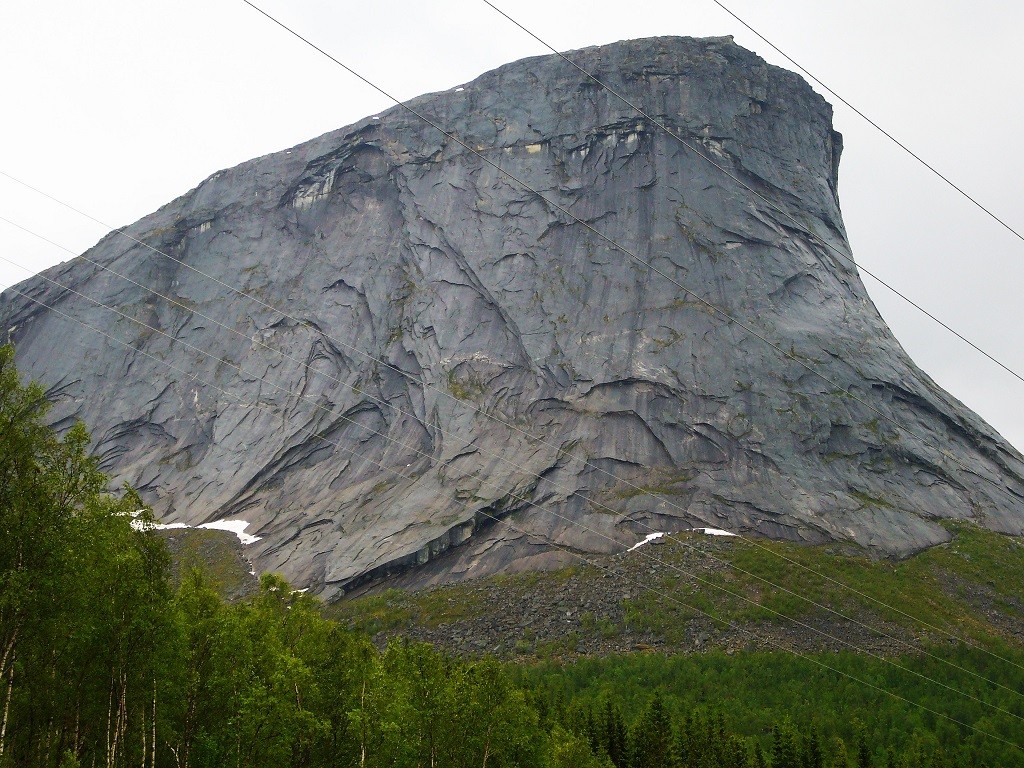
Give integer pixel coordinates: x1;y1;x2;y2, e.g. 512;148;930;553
856;725;873;768
771;721;801;768
752;742;768;768
603;699;628;768
802;725;824;768
630;694;678;768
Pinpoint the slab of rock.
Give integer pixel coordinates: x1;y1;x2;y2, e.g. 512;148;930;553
4;36;1023;598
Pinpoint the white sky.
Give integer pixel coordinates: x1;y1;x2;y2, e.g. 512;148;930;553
1;0;1022;449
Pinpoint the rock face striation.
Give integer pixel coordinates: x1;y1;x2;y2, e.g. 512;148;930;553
4;36;1024;598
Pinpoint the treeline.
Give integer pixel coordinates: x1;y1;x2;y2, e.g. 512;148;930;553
0;345;1013;767
522;647;1024;768
5;567;983;768
548;695;969;768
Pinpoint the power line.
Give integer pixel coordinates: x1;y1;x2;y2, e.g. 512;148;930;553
1;265;1020;751
233;1;1017;491
229;0;1024;666
479;0;1024;389
706;0;1024;246
2;186;1016;680
0;0;1015;696
5;211;1022;700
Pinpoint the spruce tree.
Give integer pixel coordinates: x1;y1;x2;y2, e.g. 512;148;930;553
771;721;801;768
802;725;824;768
630;694;678;768
856;725;872;768
604;699;628;768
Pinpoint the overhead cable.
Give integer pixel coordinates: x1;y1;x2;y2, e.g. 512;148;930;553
0;255;1021;751
1;221;1021;728
480;0;1024;388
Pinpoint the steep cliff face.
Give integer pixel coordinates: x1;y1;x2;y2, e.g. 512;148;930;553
4;36;1023;597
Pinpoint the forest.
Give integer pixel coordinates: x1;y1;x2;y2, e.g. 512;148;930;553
0;342;1020;768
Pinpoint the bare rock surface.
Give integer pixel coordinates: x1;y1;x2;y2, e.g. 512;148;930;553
4;36;1024;598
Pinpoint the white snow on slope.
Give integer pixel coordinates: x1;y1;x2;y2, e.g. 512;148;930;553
130;518;189;532
627;532;666;551
627;526;737;551
135;518;262;545
196;519;262;545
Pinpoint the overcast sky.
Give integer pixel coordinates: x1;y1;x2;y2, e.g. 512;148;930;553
1;0;1022;449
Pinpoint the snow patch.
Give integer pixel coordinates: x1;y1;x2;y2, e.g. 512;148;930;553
626;527;736;552
136;518;262;546
198;519;262;546
627;532;665;552
130;510;190;533
454;86;465;92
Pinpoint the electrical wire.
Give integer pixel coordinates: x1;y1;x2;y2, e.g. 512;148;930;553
1;227;1021;729
707;0;1024;245
233;1;1024;669
0;263;1020;751
479;0;1024;388
476;0;1024;665
4;209;1024;698
4;0;1019;696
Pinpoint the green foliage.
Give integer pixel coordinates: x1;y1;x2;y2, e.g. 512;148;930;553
332;523;1024;657
159;527;256;600
549;725;614;768
517;648;1024;768
326;584;486;634
0;346;1020;768
630;694;678;768
0;344;172;767
606;525;1024;644
445;367;487;401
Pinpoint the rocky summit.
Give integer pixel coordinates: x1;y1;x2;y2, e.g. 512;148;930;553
4;36;1023;598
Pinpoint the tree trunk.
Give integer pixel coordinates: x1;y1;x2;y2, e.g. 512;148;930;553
0;650;15;759
481;722;494;768
107;671;128;768
151;678;157;768
0;625;18;689
44;718;54;767
106;674;115;768
114;674;128;768
359;680;367;768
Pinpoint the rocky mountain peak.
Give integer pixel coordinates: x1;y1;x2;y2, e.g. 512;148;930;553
4;36;1023;598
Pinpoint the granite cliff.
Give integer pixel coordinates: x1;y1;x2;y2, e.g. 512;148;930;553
4;36;1023;598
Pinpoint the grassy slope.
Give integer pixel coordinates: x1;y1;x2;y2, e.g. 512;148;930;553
158;527;259;601
326;522;1024;762
326;521;1024;655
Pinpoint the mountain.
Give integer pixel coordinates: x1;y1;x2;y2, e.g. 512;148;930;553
3;36;1023;598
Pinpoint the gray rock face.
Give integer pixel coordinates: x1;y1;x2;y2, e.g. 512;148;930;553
4;36;1023;597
